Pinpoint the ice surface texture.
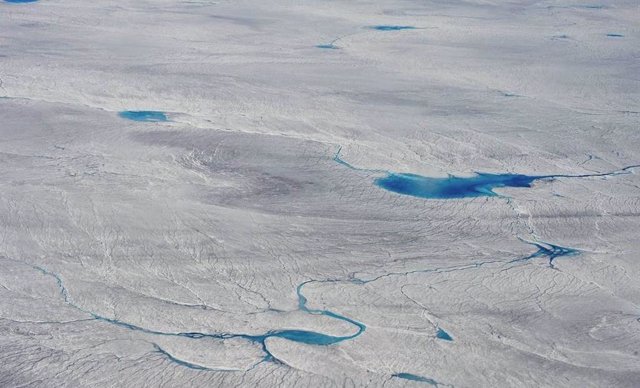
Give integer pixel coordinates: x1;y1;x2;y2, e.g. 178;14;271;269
1;0;639;387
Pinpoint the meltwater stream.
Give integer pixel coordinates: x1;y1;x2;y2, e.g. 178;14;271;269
5;256;364;370
4;231;575;374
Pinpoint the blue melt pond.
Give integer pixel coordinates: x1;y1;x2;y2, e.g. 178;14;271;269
4;0;38;2
393;373;438;385
118;110;168;122
316;44;338;49
606;33;623;37
369;25;416;31
375;172;545;199
436;328;453;341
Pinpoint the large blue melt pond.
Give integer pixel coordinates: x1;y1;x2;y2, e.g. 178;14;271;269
375;172;546;199
334;146;639;200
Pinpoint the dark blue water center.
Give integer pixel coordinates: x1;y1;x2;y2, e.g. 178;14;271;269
4;0;38;3
119;110;168;122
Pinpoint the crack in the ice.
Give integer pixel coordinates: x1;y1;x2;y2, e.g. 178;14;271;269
509;239;580;268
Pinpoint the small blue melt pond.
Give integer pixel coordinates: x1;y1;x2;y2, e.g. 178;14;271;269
4;0;38;2
606;33;624;37
393;373;438;385
436;328;453;341
316;44;339;49
369;25;416;31
375;172;545;199
118;111;168;122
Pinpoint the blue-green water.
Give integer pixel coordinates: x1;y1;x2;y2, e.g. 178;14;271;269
119;110;168;122
436;328;453;341
316;44;339;49
392;373;439;385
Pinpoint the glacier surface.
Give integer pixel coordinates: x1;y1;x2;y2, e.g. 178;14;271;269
1;0;639;387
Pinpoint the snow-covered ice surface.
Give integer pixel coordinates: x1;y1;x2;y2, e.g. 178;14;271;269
1;0;639;387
